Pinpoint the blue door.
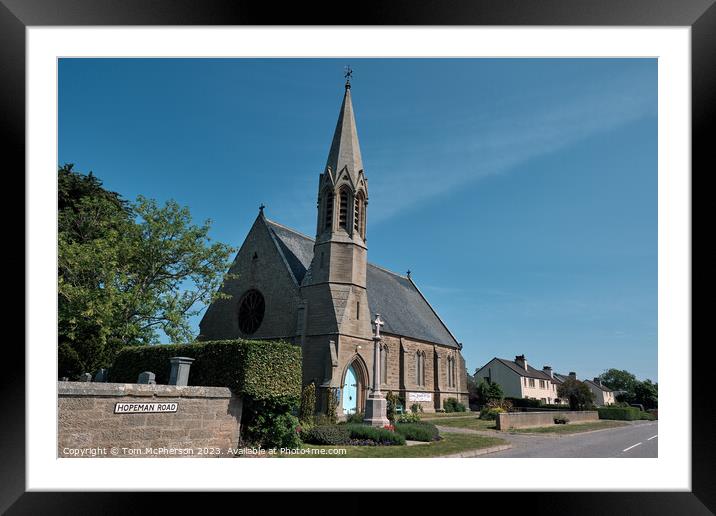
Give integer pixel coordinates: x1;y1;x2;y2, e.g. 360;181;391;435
342;365;358;414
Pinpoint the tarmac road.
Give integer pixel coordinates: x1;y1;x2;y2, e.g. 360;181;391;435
481;420;659;458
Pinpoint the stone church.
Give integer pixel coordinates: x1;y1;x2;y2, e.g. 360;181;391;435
199;78;468;415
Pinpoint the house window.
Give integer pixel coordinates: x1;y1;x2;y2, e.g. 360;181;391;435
339;188;349;229
540;380;545;389
528;378;535;388
324;191;334;230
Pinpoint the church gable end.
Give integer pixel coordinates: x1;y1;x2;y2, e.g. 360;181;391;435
199;212;303;341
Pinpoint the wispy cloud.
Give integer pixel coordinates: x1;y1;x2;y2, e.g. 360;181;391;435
367;70;656;223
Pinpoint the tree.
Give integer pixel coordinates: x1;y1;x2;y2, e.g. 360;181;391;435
58;165;236;378
600;368;638;393
557;378;595;410
474;379;504;407
633;379;658;409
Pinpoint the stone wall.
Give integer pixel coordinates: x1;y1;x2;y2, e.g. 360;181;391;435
496;410;599;430
58;382;242;458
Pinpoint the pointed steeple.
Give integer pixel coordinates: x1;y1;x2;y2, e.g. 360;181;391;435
325;83;364;184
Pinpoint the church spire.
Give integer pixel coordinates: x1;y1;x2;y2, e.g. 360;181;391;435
325;75;363;184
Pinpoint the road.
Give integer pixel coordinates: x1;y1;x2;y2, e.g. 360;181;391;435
481;420;658;458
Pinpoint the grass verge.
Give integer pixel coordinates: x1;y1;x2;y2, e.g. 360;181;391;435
279;432;507;458
508;420;628;434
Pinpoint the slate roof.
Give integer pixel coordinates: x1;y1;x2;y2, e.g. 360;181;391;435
494;358;557;382
584;379;613;393
264;218;460;348
553;373;574;384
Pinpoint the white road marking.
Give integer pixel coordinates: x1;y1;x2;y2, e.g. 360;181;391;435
622;442;643;452
648;435;658;441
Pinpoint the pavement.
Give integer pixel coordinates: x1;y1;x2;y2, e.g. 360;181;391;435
435;420;658;458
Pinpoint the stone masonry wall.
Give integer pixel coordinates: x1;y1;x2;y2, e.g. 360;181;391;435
496;410;598;430
58;382;242;458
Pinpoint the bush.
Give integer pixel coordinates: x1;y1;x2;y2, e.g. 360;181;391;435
444;397;466;413
395;422;440;442
506;397;542;408
554;417;570;424
639;412;656;421
301;425;351;445
397;411;421;424
410;403;423;414
244;402;301;449
345;412;364;424
385;391;399;424
111;339;302;406
479;407;505;420
346;424;406;445
299;382;316;425
598;406;641;421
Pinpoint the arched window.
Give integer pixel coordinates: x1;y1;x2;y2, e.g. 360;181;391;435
415;351;425;387
324;190;334;231
354;191;365;238
338;188;350;229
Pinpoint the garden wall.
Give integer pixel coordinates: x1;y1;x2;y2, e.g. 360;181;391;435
496;410;598;430
58;381;242;457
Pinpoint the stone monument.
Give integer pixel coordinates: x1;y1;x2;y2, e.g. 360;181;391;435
363;314;390;427
169;357;194;386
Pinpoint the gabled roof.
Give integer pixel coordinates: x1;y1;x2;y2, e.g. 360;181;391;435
492;358;557;382
584;379;614;393
263;218;459;348
325;85;364;184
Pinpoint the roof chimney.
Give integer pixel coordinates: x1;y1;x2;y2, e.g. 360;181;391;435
543;366;553;378
515;355;527;371
569;372;577;380
594;377;602;386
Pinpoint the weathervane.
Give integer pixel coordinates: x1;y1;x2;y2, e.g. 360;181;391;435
344;65;353;88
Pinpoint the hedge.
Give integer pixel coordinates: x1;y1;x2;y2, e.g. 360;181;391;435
395;422;440;442
301;425;351;445
110;339;302;406
597;406;641;421
345;424;406;445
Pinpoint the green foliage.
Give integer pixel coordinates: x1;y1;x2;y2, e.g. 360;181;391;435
410;403;423;414
345;424;406;446
111;339;301;405
385;391;399;424
479;407;505;420
639;411;656;421
345;412;365;424
57;165;235;377
554;416;570;424
475;379;504;407
633;379;658;409
301;425;351;445
600;368;638;393
597;406;641;421
326;388;339;425
395;422;440;442
444;397;466;413
557;379;596;410
299;382;316;425
244;401;301;449
397;411;421;424
506;397;542;408
58;342;84;380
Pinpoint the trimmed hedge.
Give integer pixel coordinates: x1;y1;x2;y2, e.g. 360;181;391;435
345;424;406;445
110;339;301;405
444;397;467;413
395;422;440;442
598;406;641;421
301;425;351;445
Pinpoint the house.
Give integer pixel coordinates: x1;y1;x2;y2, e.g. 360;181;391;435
584;377;616;406
474;355;559;404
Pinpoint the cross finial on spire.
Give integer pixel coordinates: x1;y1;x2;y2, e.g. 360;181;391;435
372;313;384;339
344;65;353;89
406;269;411;278
259;203;265;214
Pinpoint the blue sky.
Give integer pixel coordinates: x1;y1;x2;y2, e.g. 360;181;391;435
59;58;658;382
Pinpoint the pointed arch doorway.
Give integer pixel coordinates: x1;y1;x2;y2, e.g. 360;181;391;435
340;356;368;416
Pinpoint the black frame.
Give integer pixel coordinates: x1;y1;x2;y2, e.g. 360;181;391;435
6;0;711;512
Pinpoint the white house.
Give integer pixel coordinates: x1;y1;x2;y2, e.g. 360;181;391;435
474;355;559;404
584;378;616;406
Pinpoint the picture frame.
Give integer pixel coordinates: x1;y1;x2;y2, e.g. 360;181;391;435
6;0;710;511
